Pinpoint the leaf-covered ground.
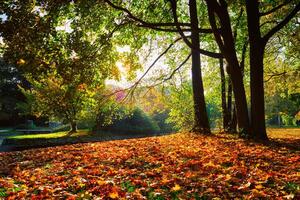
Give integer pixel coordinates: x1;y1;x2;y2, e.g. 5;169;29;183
0;130;299;199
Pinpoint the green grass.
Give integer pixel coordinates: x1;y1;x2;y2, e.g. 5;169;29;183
8;130;90;139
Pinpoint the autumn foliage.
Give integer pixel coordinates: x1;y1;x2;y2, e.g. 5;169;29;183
0;130;299;199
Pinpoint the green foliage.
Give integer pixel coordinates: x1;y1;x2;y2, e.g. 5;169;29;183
99;107;160;134
0;188;7;198
0;58;26;123
165;82;194;131
152;111;177;133
284;182;300;193
265;93;299;126
165;82;221;130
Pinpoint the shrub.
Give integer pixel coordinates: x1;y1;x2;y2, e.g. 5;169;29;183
98;108;160;134
152;111;177;133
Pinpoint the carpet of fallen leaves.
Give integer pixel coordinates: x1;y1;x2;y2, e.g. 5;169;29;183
0;131;299;199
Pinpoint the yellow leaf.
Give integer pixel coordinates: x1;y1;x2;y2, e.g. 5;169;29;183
97;180;106;185
17;59;26;65
30;176;36;182
109;192;119;199
225;174;231;181
171;184;181;191
255;184;263;189
161;178;169;184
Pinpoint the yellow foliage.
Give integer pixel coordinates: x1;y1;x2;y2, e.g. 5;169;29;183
171;184;181;191
109;191;119;199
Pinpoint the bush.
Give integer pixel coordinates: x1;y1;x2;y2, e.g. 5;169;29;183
15;120;36;129
98;108;160;134
152;111;177;133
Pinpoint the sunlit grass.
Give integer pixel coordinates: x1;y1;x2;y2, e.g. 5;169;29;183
267;128;300;139
8;130;90;139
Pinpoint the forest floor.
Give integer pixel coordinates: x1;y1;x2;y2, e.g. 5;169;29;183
0;129;299;199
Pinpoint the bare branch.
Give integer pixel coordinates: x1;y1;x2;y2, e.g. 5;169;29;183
134;37;183;86
119;37;184;101
164;53;191;82
149;53;192;88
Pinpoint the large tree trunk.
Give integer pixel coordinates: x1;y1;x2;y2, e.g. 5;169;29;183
246;0;268;141
189;0;210;133
249;47;268;140
229;61;250;136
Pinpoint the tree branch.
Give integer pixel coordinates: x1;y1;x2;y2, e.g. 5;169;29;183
104;0;218;34
239;38;248;75
169;0;223;58
262;2;300;44
206;1;226;55
146;53;192;88
120;37;184;100
264;71;287;82
162;53;191;82
104;1;188;27
259;0;292;16
137;24;214;33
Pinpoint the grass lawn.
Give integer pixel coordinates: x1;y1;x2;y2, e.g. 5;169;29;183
267;128;300;139
0;128;299;199
7;130;90;139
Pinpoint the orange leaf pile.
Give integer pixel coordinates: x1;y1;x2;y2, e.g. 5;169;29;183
0;132;299;199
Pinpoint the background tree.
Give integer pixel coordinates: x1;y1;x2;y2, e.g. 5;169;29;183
0;58;28;126
1;1;123;133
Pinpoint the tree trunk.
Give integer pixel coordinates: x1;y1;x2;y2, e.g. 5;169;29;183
189;0;210;133
226;76;232;131
249;47;268;140
69;121;77;134
246;0;268;141
219;58;229;131
206;0;251;136
229;104;237;133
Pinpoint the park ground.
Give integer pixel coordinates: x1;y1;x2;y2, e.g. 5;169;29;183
0;128;299;199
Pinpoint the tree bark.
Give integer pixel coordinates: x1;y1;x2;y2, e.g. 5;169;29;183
246;0;268;141
229;104;238;133
219;58;229;131
189;0;210;133
206;0;251;136
69;121;77;134
227;76;232;131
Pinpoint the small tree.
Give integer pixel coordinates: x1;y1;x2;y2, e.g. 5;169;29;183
3;2;122;134
23;74;96;134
